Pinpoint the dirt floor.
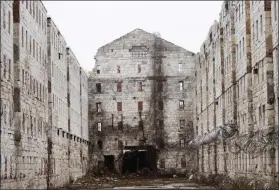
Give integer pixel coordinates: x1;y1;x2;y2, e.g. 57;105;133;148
57;174;215;189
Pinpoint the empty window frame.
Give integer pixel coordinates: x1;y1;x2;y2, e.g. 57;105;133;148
117;102;122;112
96;102;101;112
180;120;185;128
97;122;102;131
138;82;143;91
179;63;182;72
117;82;122;92
97;140;103;150
179;100;184;109
138;64;141;73
181;157;186;168
157;81;163;92
180;139;185;148
96;65;100;74
158;100;164;110
179;81;184;91
138;101;143;112
96;83;101;93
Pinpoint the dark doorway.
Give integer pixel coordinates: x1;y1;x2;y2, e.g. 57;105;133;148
104;155;115;171
122;146;157;175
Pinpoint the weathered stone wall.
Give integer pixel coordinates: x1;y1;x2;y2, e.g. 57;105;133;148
47;17;70;188
88;29;196;174
271;0;279;177
1;1;89;189
250;0;275;177
67;48;88;181
1;1;49;189
194;0;279;181
1;0;16;188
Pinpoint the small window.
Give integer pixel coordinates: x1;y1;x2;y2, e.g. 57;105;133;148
138;64;141;73
158;100;164;110
157;81;163;92
181;157;186;168
180;139;185;148
97;122;102;131
139;120;143;130
117;65;120;73
179;63;182;72
179;81;184;91
118;121;123;131
138;82;143;91
138;101;143;112
96;65;100;74
117;82;122;92
179;100;184;109
97;140;103;150
96;83;101;93
180;120;185;129
117;102;122;112
96;102;101;112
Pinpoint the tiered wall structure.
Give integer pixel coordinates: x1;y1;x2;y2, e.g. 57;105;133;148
193;0;279;180
0;1;89;189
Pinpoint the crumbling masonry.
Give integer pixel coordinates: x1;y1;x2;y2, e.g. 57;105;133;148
88;29;197;175
1;1;89;189
192;0;279;181
1;0;279;189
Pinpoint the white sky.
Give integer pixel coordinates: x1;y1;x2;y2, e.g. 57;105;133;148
43;1;223;72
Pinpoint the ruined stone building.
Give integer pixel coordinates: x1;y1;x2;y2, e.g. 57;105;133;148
0;1;89;189
88;29;196;174
1;0;279;189
192;0;279;181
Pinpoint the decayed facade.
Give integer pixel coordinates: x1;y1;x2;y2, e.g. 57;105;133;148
0;1;89;189
88;29;196;174
193;0;279;181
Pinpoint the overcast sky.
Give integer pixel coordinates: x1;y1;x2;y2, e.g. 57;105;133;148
43;1;223;72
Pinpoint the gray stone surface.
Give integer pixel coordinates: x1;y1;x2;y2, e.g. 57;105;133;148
88;29;197;173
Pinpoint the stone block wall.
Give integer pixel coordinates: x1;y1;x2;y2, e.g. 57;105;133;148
1;1;15;187
1;1;89;189
271;0;279;177
88;29;196;174
193;0;279;181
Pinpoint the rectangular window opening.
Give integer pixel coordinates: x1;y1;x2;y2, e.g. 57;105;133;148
97;122;102;131
96;83;101;93
117;102;122;112
179;63;182;72
117;82;122;92
179;81;184;91
180;120;185;129
180;139;185;148
179;100;184;109
138;64;141;73
96;102;101;113
138;82;143;91
138;101;143;112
